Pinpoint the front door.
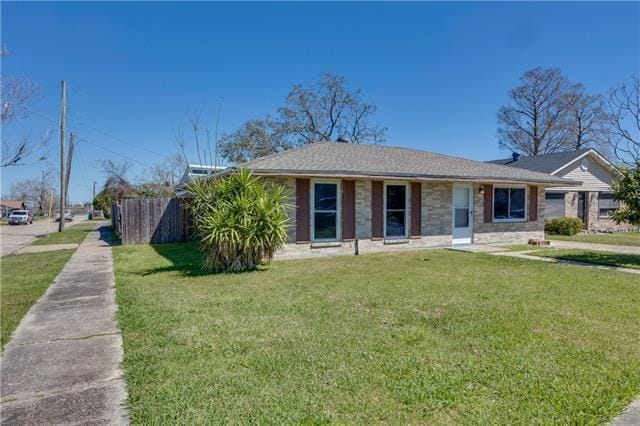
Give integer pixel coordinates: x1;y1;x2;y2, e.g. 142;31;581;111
452;184;473;244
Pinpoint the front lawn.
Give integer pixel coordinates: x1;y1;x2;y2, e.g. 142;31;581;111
1;249;76;349
530;249;640;270
114;244;640;424
32;223;95;245
546;232;640;246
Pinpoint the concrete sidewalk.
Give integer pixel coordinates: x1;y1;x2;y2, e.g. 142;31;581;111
549;240;640;255
492;250;640;275
0;226;128;424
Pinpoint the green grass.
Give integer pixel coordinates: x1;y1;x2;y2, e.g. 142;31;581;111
530;249;640;270
114;244;640;424
32;223;95;245
1;249;75;349
546;232;640;246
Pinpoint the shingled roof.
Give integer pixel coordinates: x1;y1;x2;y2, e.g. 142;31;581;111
487;149;595;174
237;142;576;185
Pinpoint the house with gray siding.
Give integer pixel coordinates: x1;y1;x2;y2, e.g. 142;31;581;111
489;149;634;232
231;141;577;257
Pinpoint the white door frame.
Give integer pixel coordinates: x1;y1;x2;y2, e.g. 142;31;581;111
452;183;473;244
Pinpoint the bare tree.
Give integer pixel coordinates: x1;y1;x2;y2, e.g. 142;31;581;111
8;165;56;215
497;67;576;155
1;47;51;167
565;84;612;153
153;153;187;186
608;75;640;166
219;73;386;163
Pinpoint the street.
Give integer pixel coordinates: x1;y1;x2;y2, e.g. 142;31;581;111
0;216;88;257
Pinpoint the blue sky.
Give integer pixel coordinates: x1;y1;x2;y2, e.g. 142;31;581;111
2;1;638;203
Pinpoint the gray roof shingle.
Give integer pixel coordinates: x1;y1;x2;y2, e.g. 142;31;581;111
237;142;576;185
487;149;593;174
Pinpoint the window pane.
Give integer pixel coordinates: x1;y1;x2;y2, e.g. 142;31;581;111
386;185;406;210
455;208;469;228
454;187;469;208
494;188;508;219
314;183;337;211
599;193;619;210
386;211;405;237
509;189;525;219
314;212;337;239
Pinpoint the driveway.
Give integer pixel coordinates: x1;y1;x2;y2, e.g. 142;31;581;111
0;216;88;256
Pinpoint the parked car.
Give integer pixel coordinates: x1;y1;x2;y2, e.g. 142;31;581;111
8;210;33;225
55;210;75;222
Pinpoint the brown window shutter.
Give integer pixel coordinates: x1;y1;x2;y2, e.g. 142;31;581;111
410;182;421;237
529;185;538;222
371;181;383;239
295;178;310;242
342;180;356;240
483;184;493;223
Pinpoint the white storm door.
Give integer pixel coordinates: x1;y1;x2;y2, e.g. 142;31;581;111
452;184;473;244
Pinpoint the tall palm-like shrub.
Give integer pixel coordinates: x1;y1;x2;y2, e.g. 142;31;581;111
188;169;290;272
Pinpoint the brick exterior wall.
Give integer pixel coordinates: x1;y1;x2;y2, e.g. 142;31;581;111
587;192;635;232
422;183;452;238
564;191;578;218
554;190;635;232
269;178;549;259
473;184;545;244
355;180;372;239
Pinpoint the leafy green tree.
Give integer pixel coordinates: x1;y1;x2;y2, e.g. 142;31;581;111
188;169;290;272
612;167;640;226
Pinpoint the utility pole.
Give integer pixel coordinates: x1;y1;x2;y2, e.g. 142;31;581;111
93;181;96;201
58;80;66;232
65;132;75;204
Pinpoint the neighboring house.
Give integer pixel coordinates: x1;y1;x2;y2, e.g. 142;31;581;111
232;141;576;257
0;200;27;218
175;164;227;197
488;149;633;232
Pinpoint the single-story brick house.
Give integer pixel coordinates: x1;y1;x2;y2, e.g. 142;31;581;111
488;149;634;232
233;141;576;257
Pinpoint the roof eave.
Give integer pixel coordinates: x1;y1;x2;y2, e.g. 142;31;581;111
236;167;577;186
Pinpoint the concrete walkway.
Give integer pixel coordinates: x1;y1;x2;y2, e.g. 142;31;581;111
0;226;128;424
611;397;640;425
492;250;640;275
548;240;640;255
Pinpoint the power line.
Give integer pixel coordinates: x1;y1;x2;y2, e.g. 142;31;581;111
35;109;166;158
72;112;166;158
76;136;153;169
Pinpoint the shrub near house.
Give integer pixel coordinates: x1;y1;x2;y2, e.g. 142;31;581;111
188;169;290;272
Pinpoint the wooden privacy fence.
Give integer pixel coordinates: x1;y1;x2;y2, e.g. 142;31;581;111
113;198;192;245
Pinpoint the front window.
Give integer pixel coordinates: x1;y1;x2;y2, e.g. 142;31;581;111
598;192;619;219
385;184;407;237
494;187;526;221
312;182;338;240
